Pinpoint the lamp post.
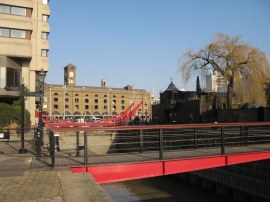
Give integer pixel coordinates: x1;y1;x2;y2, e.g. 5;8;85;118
36;68;47;158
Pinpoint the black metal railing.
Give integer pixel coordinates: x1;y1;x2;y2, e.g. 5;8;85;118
49;122;270;167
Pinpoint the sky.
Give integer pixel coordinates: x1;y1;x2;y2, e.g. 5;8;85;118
46;0;270;97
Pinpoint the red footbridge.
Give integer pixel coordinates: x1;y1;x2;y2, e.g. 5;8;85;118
48;122;270;184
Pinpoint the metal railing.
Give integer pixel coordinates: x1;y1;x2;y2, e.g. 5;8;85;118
49;122;270;167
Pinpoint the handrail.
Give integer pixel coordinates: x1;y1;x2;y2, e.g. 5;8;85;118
50;122;270;133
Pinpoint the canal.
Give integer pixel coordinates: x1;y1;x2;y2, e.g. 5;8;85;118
102;175;235;202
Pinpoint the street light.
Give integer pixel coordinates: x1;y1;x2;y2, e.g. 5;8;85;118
36;68;47;157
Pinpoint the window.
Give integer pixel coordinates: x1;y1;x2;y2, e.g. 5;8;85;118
54;98;58;102
6;67;20;87
0;28;9;37
41;32;48;40
121;100;125;104
94;99;98;104
94;105;98;110
85;99;89;103
0;28;29;39
121;106;125;110
54;105;58;109
104;95;107;97
54;93;58;95
11;7;26;16
85;105;89;110
11;29;26;38
65;98;69;102
41;49;48;57
0;5;9;14
75;98;79;103
0;5;30;17
75;105;79;110
104;99;107;104
113;100;116;104
65;105;69;109
65;93;69;96
75;94;79;96
42;15;49;22
95;94;98;97
104;106;107;110
42;0;49;5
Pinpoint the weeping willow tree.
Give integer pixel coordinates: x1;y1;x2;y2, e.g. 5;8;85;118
179;33;270;109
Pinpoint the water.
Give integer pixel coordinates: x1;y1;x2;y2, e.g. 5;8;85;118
102;175;233;202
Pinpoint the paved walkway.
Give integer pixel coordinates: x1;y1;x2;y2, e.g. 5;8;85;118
0;131;113;202
0;170;113;202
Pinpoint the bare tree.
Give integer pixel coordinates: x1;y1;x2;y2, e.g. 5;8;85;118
179;33;270;109
265;80;270;107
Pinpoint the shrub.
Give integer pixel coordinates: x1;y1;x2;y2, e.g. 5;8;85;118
0;99;31;128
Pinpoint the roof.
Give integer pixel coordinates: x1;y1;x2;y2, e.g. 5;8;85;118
44;83;146;92
64;63;76;68
165;81;178;91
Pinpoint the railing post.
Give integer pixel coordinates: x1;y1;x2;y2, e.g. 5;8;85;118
194;128;197;150
84;131;88;165
76;131;80;156
140;129;143;153
49;130;55;167
221;127;225;155
19;84;27;153
159;129;163;160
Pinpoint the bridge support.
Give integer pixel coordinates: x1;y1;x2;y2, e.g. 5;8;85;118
70;151;270;184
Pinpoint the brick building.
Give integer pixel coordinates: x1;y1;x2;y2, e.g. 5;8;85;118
43;64;152;121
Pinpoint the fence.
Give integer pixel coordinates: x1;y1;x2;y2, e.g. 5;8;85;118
0;128;52;171
1;122;270;170
49;122;270;167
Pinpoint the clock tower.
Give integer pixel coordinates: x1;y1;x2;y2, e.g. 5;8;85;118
64;63;76;86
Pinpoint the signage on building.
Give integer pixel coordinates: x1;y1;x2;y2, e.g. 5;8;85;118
24;92;41;97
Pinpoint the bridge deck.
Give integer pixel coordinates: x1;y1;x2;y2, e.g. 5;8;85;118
51;143;270;168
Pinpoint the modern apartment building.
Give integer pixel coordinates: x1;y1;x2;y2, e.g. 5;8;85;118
43;64;152;121
205;72;227;92
0;0;50;124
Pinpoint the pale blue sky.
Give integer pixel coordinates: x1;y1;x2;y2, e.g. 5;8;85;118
46;0;270;97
